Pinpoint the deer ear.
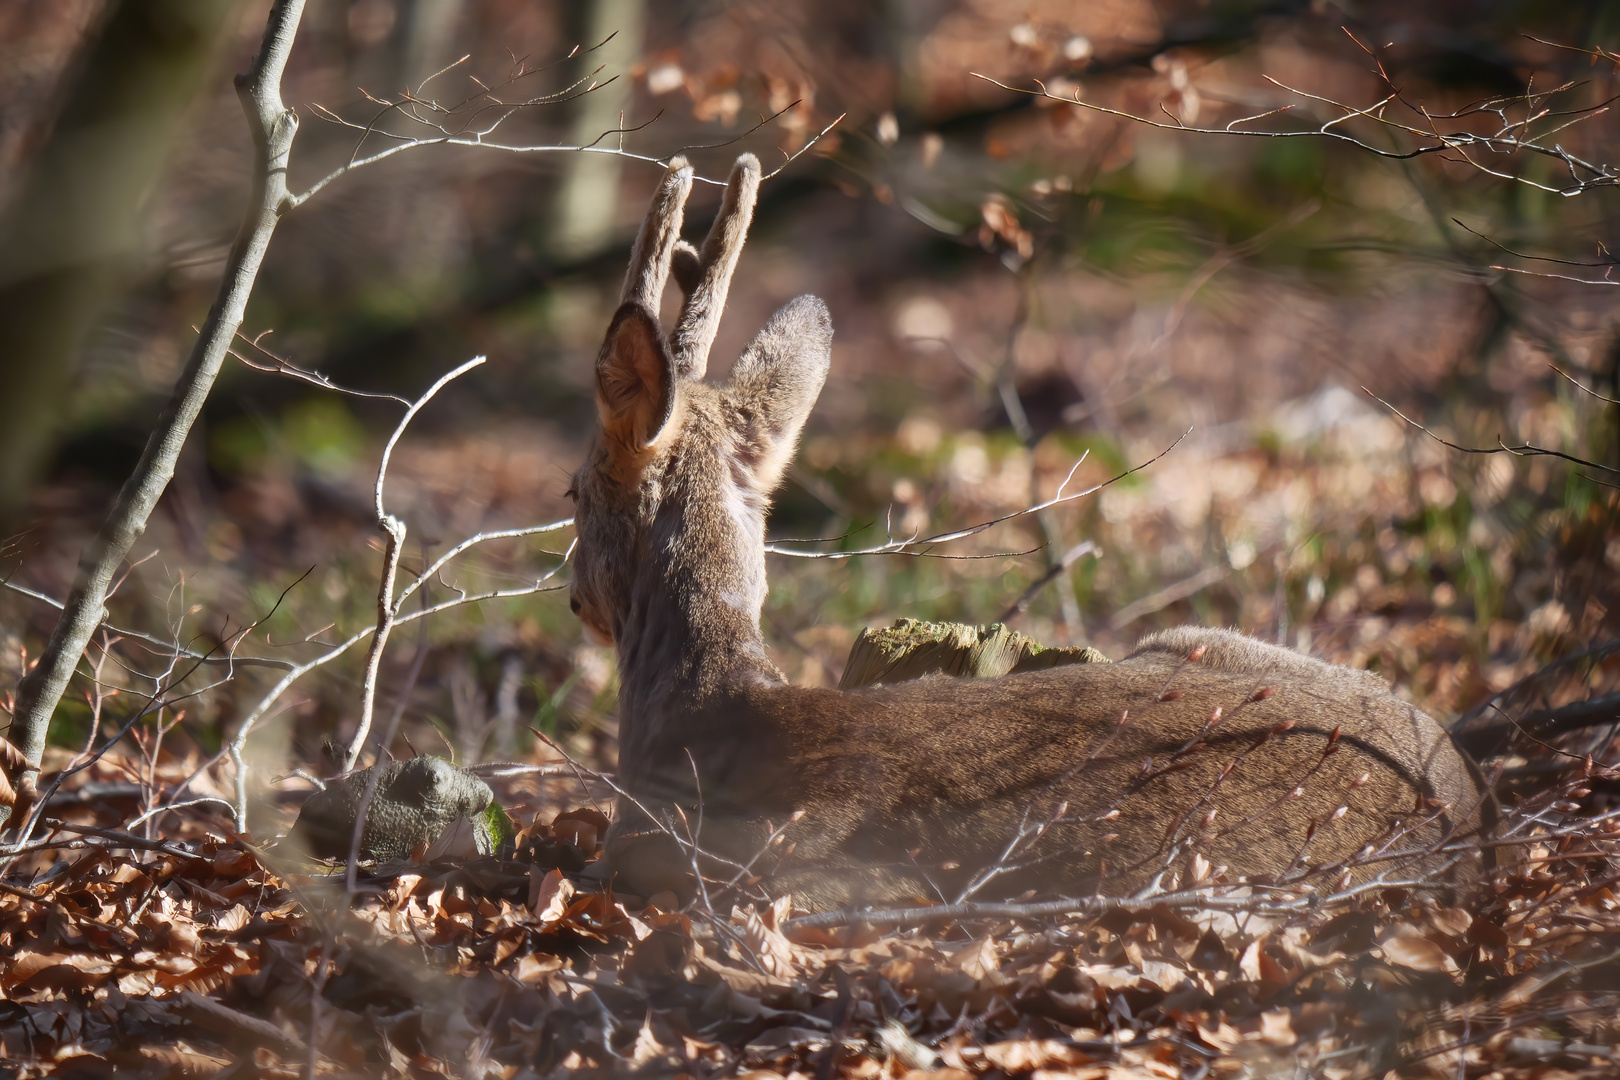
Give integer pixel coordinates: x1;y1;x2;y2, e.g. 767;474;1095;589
724;295;832;492
596;304;677;453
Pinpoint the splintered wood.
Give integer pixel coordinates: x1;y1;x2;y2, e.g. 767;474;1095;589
839;618;1109;689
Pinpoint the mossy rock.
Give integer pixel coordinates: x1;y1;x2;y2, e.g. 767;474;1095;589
839;618;1109;690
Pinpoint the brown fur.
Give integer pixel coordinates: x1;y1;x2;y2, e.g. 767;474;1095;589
568;157;1488;912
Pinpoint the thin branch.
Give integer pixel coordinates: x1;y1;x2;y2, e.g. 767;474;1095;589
996;541;1099;623
345;515;405;773
971;70;1620;197
1110;565;1230;631
127;797;237;829
37;817;208;861
1452;692;1620;757
1493;263;1619;286
1365;387;1620;484
345;600;432;895
3;564;310;852
0;579;297;670
374;355;486;520
230;330;410;404
1552;364;1620;405
1451;217;1620;269
766;432;1188;559
294;83;843;207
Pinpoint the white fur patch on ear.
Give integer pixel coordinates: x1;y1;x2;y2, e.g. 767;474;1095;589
596;304;677;450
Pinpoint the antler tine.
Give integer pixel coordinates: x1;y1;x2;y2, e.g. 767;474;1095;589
620;156;695;314
669;154;760;380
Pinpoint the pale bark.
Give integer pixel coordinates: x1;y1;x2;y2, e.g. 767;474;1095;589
548;0;645;260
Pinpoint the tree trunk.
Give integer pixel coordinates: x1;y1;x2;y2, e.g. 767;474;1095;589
0;0;234;524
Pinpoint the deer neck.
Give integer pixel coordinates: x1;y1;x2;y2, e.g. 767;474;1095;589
613;447;784;762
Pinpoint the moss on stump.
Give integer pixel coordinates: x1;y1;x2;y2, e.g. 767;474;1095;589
839;618;1108;690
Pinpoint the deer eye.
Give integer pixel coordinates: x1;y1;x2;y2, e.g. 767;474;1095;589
564;486;578;502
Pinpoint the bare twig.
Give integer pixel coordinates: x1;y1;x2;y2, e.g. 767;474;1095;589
4;576;306;862
997;541;1099;623
1110;565;1231;631
347;518;405;775
1365;388;1620;486
0;580;298;671
1453;691;1620;758
971;67;1619;196
127;796;237;830
37;817;208;861
229;330;410;404
343;355;485;772
1454;641;1620;729
294;67;844;205
1552;364;1620;405
345;602;433;896
766;432;1189;558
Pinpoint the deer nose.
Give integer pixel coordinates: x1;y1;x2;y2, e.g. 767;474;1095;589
569;597;582;615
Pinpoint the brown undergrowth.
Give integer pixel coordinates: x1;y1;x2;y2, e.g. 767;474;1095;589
1;720;1616;1079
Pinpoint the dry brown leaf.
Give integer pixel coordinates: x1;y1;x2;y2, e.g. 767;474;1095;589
212;903;251;933
1406;1025;1465;1078
490;928;524;965
117;970;159;996
746;1026;831;1052
1257;1007;1296;1046
1079;961;1143;990
1196;1019;1243;1053
139;1043;232;1071
981;1038;1095;1071
0;734;25;810
108;863;148;886
1138;959;1188;992
882;955;937;990
767;892;793;929
531;868;574;922
1234;938;1263;981
5;952;73;987
697;949;789;997
1272;933;1346;972
732;904;798;978
511;953;564;984
387;873;425;909
1428;907;1472;938
550;807;610;855
148;953;199;976
630;1017;672;1068
1381;934;1459;975
947;936;1007;986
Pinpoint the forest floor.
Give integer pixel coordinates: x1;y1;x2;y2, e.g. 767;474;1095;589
2;400;1617;1077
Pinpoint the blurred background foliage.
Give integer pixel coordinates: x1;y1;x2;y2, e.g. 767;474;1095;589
0;0;1616;809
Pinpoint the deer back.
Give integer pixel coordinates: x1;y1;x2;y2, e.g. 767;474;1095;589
606;627;1487;910
568;156;1487;913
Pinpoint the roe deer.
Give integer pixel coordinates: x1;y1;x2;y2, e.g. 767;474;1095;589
567;154;1488;913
